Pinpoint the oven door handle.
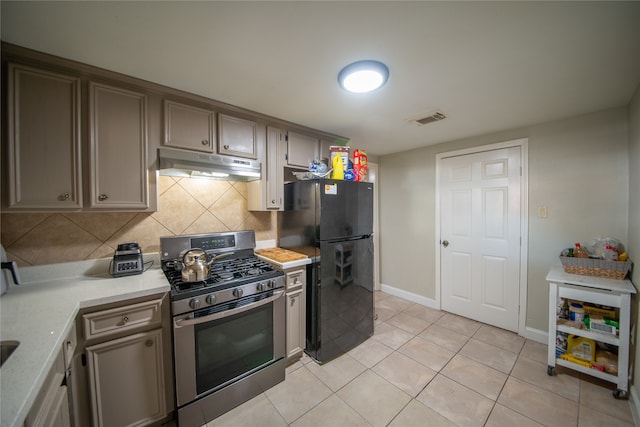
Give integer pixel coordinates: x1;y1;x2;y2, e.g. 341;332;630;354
174;290;285;328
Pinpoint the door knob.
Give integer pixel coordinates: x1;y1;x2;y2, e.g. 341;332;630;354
442;240;449;247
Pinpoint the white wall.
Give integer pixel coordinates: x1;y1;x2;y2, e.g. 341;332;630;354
379;107;629;332
628;85;640;413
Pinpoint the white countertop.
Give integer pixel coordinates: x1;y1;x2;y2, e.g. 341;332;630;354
546;265;636;294
0;254;169;427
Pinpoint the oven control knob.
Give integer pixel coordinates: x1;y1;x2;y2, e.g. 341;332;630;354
233;288;244;298
205;294;216;305
189;298;201;309
257;282;266;291
268;279;275;289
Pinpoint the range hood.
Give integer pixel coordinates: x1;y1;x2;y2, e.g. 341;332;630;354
158;147;261;181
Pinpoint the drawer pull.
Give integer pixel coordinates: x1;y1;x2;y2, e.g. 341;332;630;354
146;339;153;347
122;316;129;324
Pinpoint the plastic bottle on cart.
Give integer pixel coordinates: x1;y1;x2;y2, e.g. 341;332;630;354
574;243;589;258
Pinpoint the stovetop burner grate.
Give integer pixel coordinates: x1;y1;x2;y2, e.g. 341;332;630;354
162;254;278;294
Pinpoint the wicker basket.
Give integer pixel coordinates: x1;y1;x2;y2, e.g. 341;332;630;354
559;256;632;280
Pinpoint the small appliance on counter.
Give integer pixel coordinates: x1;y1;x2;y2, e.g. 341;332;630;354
110;242;144;277
1;244;21;296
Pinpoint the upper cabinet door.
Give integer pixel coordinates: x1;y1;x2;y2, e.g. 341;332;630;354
89;82;148;209
164;100;215;153
218;114;257;159
7;64;83;209
320;139;334;163
287;132;319;168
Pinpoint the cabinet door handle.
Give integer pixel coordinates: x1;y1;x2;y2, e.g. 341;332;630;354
223;144;230;150
145;339;153;347
60;193;71;201
290;297;295;306
98;194;108;201
201;139;209;146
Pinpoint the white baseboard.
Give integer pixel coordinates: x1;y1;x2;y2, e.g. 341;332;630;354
380;283;439;309
522;326;548;345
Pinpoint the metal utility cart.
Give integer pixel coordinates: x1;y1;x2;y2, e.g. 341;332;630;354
546;266;636;399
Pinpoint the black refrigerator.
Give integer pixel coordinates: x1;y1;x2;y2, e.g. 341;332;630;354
280;179;374;363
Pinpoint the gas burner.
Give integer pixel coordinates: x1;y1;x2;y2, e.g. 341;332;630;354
217;272;234;281
246;268;260;276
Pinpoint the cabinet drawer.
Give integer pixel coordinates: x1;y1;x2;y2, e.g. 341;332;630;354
286;269;305;291
83;298;162;341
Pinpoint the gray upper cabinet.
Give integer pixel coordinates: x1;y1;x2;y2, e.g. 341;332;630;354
89;82;149;209
163;100;215;152
287;131;319;168
6;64;83;210
320;139;333;163
218;114;258;159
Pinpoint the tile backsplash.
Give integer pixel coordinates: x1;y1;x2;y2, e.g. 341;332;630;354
0;176;276;266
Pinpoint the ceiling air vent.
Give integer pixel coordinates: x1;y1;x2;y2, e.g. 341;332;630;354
411;110;447;126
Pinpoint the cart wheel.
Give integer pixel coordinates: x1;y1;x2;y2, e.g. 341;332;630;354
613;389;629;400
547;366;555;376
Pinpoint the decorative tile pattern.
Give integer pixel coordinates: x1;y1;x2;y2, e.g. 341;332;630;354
198;292;632;427
336;370;412;427
1;177;276;265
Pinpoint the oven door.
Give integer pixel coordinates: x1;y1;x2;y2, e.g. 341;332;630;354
173;290;285;407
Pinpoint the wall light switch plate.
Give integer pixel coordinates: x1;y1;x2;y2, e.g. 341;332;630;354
537;206;548;218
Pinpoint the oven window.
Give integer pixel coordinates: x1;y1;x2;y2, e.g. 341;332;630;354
195;302;274;395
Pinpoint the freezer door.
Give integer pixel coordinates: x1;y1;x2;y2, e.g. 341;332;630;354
318;180;373;241
307;236;374;363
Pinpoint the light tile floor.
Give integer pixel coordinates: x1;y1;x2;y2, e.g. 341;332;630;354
201;291;635;427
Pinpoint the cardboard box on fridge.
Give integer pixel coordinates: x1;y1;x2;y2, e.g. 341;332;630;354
330;146;349;172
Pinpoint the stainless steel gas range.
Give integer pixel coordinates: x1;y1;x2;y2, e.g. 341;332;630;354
160;231;286;427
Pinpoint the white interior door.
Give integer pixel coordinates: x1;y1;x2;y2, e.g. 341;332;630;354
439;147;521;331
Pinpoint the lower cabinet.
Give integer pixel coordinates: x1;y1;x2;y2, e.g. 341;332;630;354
285;268;306;363
24;348;71;427
72;294;173;427
86;329;166;427
286;288;305;361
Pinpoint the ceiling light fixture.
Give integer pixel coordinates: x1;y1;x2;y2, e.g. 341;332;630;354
338;60;389;93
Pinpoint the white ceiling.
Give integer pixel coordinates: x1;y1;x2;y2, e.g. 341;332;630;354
2;1;640;156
